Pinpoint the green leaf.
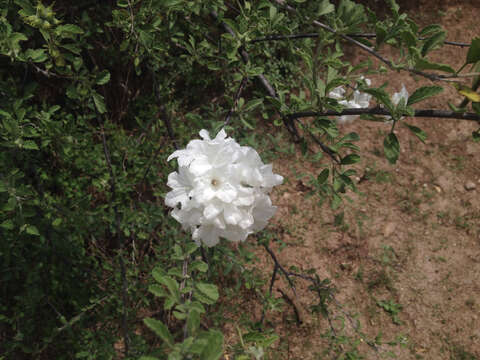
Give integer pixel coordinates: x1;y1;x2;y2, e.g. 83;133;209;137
407;86;443;105
466;37;480;64
52;218;62;227
143;318;174;348
383;133;400;164
0;219;14;230
419;24;443;37
155;274;179;298
421;31;446;57
23;140;39;150
190;260;208;273
317;169;329;184
186;309;200;336
92;92;107;114
56;24;84;35
195;283;219;304
415;58;455;73
387;0;399;16
269;5;277;21
341;154;361;165
339;132;360;142
24;48;48;63
3;197;16;211
96;70;111;85
403;123;427;143
139;357;160;360
375;23;387;46
185;242;199;255
331;193;342;210
15;0;35;13
149;284;168;298
363;88;394;111
317;0;335;16
243;98;263;112
473;129;480;142
200;330;224;360
26;225;40;236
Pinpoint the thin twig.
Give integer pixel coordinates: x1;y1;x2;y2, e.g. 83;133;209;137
259;263;279;325
349;33;470;47
305;127;341;164
141;137;167;182
100;123;130;357
224;76;248;126
288;108;480;122
262;243;296;295
160;105;178;149
277;288;303;324
332;298;380;354
251;32;470;47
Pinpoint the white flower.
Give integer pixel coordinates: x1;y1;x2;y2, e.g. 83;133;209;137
165;129;283;247
384;84;409;123
328;77;372;124
392;84;409;106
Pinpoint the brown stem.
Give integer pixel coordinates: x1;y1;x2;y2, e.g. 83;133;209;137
289;108;480;122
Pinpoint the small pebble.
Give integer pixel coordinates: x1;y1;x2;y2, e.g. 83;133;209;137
464;181;476;191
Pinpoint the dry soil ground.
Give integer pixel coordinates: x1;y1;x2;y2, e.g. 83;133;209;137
223;1;480;359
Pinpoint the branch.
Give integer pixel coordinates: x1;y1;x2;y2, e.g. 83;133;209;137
251;32;470;48
160;105;178;150
262;243;296;295
304;126;341;163
100;123;130;357
288;108;480;122
349;33;470;48
224;76;248;126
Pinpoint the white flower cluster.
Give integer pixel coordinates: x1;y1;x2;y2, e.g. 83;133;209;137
165;129;283;247
329;77;372;124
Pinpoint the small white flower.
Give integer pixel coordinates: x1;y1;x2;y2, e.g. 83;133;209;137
166;129;283;247
392;84;409;106
385;84;409;123
328;78;372;124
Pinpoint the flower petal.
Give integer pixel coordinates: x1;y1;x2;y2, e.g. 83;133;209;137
216;182;237;203
193;225;220;247
204;202;222;220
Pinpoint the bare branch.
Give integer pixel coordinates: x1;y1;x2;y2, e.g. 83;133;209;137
289;108;480;122
251;32;470;48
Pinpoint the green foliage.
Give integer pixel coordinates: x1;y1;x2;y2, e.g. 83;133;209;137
377;299;403;325
407;85;443;106
384;133;400;164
